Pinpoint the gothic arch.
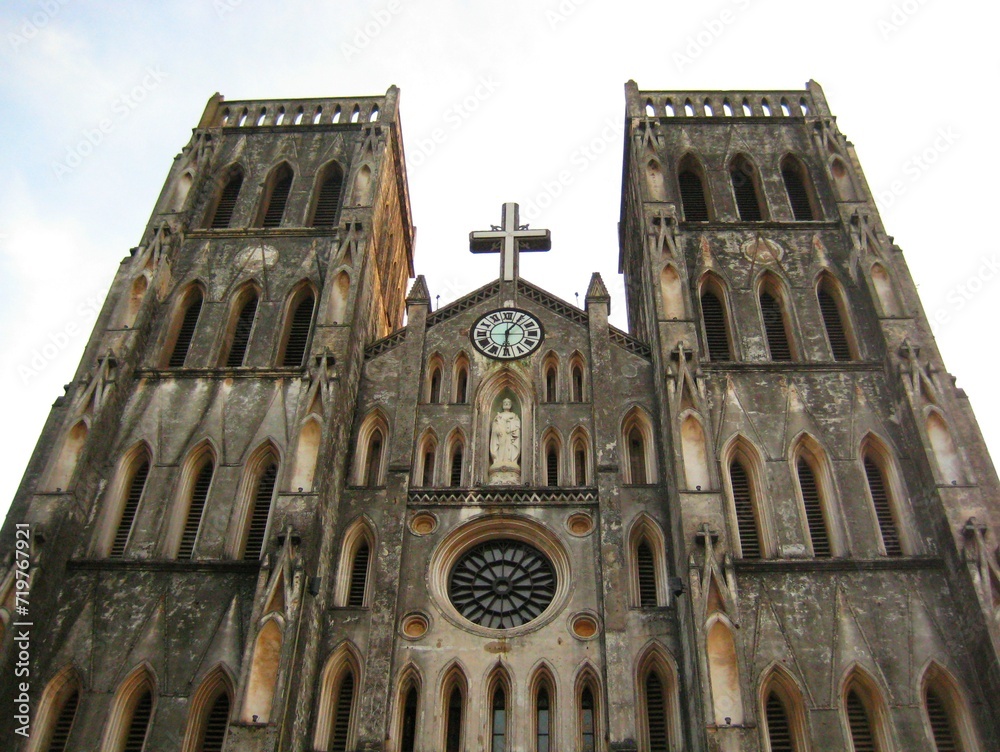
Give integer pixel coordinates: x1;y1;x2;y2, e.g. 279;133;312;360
573;662;603;752
569;351;586;402
165;439;217;558
541;351;560;402
254;161;296;228
426;353;445;403
870;262;902;317
353;409;390;486
310;160;345;228
699;272;736;361
453;351;471;403
204;164;245;229
677;152;712;221
628;513;668;607
330;270;352;324
729;153;768;221
569;426;592;486
528;662;558;752
314;642;364;751
779;153;819;221
815;271;859;361
218;281;261;367
244;618;283;723
840;664;892;752
706;615;744;725
392;663;423;752
758;664;809;752
45;418;89;492
26;664;83;752
277;280;318;367
335;517;376;607
290;417;322;492
100;663;157;752
621;405;657;484
660;264;686;320
859;433;912;556
918;661;980;752
439;661;469;752
181;664;234;752
483;662;515;750
635;642;681;751
95;441;153;558
829;155;859;201
119;272;150;329
790;432;843;557
721;435;774;558
352;163;373;206
414;428;439;487
161;281;206;368
680;411;711;491
756;271;798;361
645;158;667;201
541;426;564;487
472;367;535;485
229;440;281;560
170;170;194;212
925;408;964;485
445;427;468;487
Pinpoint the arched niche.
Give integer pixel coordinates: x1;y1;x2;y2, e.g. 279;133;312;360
46;420;89;492
680;413;710;491
660;265;685;320
707;617;744;725
290;418;322;492
926;411;963;485
353;164;372;206
244;619;282;722
645;158;667;201
331;271;351;324
473;368;534;486
870;263;901;317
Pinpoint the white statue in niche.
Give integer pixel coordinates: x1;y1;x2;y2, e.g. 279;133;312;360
489;398;521;484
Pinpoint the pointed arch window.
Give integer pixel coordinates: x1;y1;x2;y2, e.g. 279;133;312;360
678;157;710;222
490;685;508;752
312;164;344;227
636;539;658;607
454;361;469;403
628;427;647;484
580;686;596;752
764;692;793;752
845;688;879;751
400;686;418;752
544;437;560;487
32;669;82;752
925;686;960;752
445;686;464;752
730;157;764;221
759;288;793;361
260;165;293;228
572;364;584;402
700;285;732;361
110;454;150;558
644;672;669;752
863;454;902;556
573;436;589;486
729;458;762;559
281;290;315;367
168;292;203;368
328;670;355;752
420;442;436;487
545;364;557;402
449;441;464;487
209;171;243;228
177;457;213;559
429;367;442;404
797;457;831;557
45;689;80;752
817;280;854;361
781;156;816;221
185;679;232;752
364;428;385;487
243;461;277;560
347;541;370;607
121;689;153;751
225;293;258;367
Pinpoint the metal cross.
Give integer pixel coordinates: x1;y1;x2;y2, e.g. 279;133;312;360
469;202;551;282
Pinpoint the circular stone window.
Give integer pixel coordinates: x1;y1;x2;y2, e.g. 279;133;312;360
448;540;556;629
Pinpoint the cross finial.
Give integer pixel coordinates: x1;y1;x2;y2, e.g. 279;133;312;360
469;202;551;282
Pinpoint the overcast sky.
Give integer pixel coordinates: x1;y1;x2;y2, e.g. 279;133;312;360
1;0;997;520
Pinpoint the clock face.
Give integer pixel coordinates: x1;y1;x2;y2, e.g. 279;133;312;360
470;309;544;360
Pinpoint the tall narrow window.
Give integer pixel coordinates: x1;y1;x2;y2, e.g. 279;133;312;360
282;292;315;367
450;445;463;487
168;294;203;368
572;366;584;402
846;689;878;752
347;541;369;607
123;690;153;752
312;166;344;227
445;688;463;752
491;687;507;752
200;691;230;752
730;159;763;221
329;672;355;752
210;172;243;228
429;368;442;403
730;460;761;558
455;367;468;403
546;444;558;487
678;169;710;221
701;289;731;361
261;167;293;228
760;291;792;361
629;427;647;484
422;448;435;487
365;430;383;487
797;458;831;557
765;692;794;752
580;687;595;752
226;294;258;367
110;457;150;558
818;285;852;361
782;158;815;220
645;672;669;752
574;444;587;486
178;459;213;559
637;540;658;607
545;366;557;402
536;688;551;752
45;689;80;752
400;687;418;752
243;462;277;560
864;456;902;556
925;686;961;752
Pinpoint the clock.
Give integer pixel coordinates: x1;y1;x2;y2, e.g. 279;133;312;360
470;308;544;360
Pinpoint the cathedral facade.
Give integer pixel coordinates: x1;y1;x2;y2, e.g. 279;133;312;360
3;81;1000;752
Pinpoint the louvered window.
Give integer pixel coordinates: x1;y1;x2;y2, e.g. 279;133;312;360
765;692;794;752
546;446;558;487
456;369;468;403
846;689;878;752
572;367;584;402
366;432;383;487
450;447;463;487
760;292;792;361
261;170;292;228
645;672;669;752
445;688;463;752
575;447;587;486
45;689;79;752
730;460;761;558
110;459;150;558
798;459;831;557
329;672;355;752
818;287;852;361
490;687;507;752
226;296;258;367
282;293;315;367
637;540;658;607
701;290;731;361
178;460;213;559
123;690;153;752
535;687;551;752
429;369;442;403
545;367;556;402
168;296;203;368
210;174;243;228
926;687;960;752
679;170;710;222
783;166;814;221
347;542;370;607
629;427;647;484
400;687;418;752
864;457;902;556
422;449;435;487
312;171;344;227
580;687;596;752
200;691;230;752
731;164;763;221
243;463;276;560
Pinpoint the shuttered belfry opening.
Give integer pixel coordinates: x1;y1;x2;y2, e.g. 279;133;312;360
169;296;203;368
701;290;730;361
329;672;355;752
818;286;852;361
678;170;709;222
782;163;814;221
846;689;877;752
47;689;80;752
637;540;658;607
210;173;243;228
765;692;794;752
450;447;463;487
864;456;902;556
201;691;230;752
110;459;150;557
926;686;960;752
546;445;558;486
797;458;831;557
123;690;153;752
400;687;418;752
282;293;315;367
226;296;258;367
178;460;214;559
347;542;369;606
760;292;792;361
261;169;292;228
730;460;760;558
312;169;344;227
731;163;763;221
243;462;277;560
645;672;669;752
